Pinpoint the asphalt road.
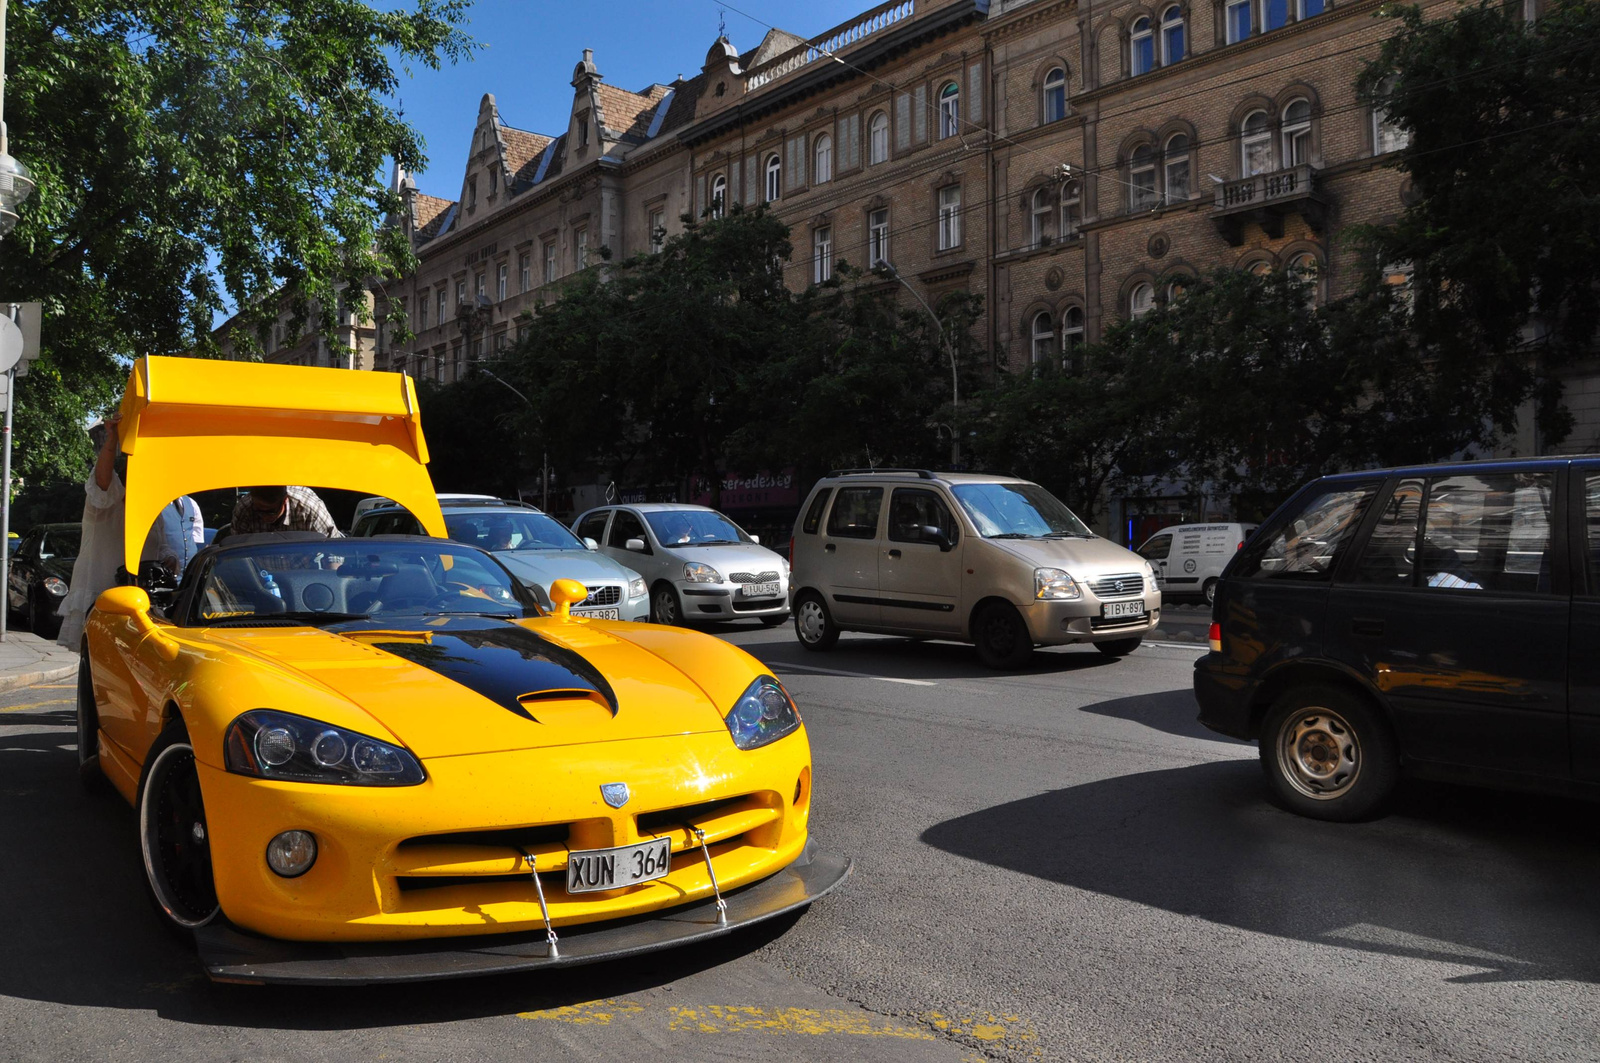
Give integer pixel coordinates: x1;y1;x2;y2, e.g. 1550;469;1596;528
3;625;1599;1061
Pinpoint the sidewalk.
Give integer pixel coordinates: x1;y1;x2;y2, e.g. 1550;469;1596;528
0;629;78;693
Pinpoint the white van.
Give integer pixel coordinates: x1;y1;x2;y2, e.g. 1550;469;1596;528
1135;523;1257;604
789;470;1159;669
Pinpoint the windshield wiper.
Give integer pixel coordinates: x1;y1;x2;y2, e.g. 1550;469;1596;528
1043;532;1094;539
989;532;1040;540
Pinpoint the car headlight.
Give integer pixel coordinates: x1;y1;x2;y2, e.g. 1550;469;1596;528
1035;568;1081;600
725;675;802;750
628;578;646;599
1142;563;1158;594
43;576;68;596
224;709;426;786
683;562;722;583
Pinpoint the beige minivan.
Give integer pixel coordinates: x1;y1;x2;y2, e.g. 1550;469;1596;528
788;470;1160;668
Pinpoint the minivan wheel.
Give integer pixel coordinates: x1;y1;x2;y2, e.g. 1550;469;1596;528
1094;636;1142;658
651;583;684;626
1202;578;1219;606
137;722;221;940
793;592;838;651
1260;686;1399;822
973;603;1033;670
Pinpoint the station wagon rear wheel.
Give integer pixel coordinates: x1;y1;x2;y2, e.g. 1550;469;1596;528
138;723;220;936
1261;686;1398;822
793;591;838;651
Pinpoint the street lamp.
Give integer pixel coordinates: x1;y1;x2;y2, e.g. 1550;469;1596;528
0;0;37;239
879;261;960;466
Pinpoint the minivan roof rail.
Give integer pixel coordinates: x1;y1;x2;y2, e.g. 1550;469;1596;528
826;468;936;479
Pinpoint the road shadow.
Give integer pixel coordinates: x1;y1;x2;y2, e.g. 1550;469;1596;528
921;759;1600;984
1078;688;1249;745
745;633;1125;682
0;716;812;1027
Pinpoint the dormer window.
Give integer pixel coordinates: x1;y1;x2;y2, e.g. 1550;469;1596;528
578;112;591;148
489;169;498;197
467;175;477;209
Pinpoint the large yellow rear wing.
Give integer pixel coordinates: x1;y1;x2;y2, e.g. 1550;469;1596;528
116;357;447;569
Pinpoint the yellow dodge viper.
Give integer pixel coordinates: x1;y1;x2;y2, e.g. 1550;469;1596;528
77;357;847;985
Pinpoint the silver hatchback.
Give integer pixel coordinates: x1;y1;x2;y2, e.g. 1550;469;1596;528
571;504;791;626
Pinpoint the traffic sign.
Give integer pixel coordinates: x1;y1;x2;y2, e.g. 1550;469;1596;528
7;303;41;377
0;316;21;374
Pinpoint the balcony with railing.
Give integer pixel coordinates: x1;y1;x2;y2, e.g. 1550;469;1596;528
1210;164;1327;246
745;0;919;91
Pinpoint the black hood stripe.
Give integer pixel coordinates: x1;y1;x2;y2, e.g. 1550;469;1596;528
329;617;618;722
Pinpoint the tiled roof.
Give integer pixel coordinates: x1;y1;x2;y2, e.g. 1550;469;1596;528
511;133;565;191
413;194;456;241
500;126;553;178
595;82;667;144
657;73;707;136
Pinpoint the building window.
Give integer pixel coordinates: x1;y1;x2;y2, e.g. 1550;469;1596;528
1031;187;1053;249
467;175;477;209
1300;0;1325;15
1062;306;1085;371
938;185;962;250
1264;0;1288;30
489;169;498;197
543;241;556;285
939;82;961;138
1166;277;1189;302
765;154;782;202
1042;68;1067;123
1164;134;1191;202
1130;283;1155;317
710;173;727;217
814;134;833;183
1031;312;1055;364
475;272;485;301
869;208;889;267
1288;252;1320;299
495;331;507;353
869;111;890;163
1227;0;1251;42
649;208;666;253
1241;110;1273;176
1281;99;1312;166
437;288;447;323
1131;18;1154;76
1130;145;1158;211
519;253;531;293
496;264;508;302
1372;77;1410;154
575;226;589;269
813;226;833;284
455;280;466;310
418;298;428;331
1161;6;1185;64
1061;179;1081;237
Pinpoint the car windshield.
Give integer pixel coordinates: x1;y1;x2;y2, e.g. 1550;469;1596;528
189;540;534;626
644;510;751;547
951;483;1093;539
444;511;586;552
41;527;82;560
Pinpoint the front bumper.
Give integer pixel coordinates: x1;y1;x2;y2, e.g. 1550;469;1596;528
679;580;789;621
1019;594;1160;645
196;837;850;985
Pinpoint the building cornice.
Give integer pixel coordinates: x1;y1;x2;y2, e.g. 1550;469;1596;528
981;0;1076;44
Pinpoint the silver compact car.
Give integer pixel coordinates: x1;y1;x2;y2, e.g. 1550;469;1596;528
571;504;790;626
352;500;649;621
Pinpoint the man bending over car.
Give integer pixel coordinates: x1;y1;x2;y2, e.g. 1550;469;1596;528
232;486;343;537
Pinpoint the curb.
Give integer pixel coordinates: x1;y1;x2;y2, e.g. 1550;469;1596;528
0;660;78;694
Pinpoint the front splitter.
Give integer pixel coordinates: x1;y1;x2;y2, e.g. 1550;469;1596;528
195;841;850;986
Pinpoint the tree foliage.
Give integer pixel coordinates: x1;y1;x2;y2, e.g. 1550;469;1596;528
1358;0;1600;443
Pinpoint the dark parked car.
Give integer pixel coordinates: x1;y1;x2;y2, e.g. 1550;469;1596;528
8;523;80;640
1195;457;1597;821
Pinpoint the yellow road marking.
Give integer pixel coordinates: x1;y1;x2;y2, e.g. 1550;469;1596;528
0;699;71;713
37;684;74;689
520;999;932;1039
924;1010;1042;1053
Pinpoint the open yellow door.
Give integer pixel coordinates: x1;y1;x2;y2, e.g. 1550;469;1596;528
115;357;447;571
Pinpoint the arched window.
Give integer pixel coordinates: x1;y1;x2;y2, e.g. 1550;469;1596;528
765;154;782;202
1288;252;1320;299
1031;312;1056;364
1247;258;1273;277
1031;187;1053;249
1129;283;1155;317
710;173;727;218
1164;133;1190;203
1281;99;1312;167
814;134;834;184
1131;18;1154;76
1241;110;1272;176
869;111;890;164
1060;179;1081;237
1043;68;1067;123
1130;145;1158;211
1062;306;1085;371
1161;6;1185;64
1165;277;1189;302
939;82;961;139
1372;77;1409;155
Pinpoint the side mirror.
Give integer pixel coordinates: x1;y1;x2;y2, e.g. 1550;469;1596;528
920;525;954;552
549;577;587;620
625;537;646;553
95;586;179;660
583;537;599;551
750;534;761;545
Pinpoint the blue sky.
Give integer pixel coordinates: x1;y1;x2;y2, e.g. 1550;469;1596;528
393;0;873;202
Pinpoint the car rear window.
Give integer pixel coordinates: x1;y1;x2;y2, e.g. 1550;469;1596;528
826;487;883;540
801;489;832;534
1234;483;1379;581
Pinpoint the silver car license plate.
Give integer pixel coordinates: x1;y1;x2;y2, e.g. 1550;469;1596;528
1101;600;1146;620
740;581;781;598
566;837;672;894
572;608;620;620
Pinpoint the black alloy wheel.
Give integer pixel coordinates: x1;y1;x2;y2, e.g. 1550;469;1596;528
651;583;684;626
793;592;838;651
138;723;221;936
1259;685;1400;822
973;602;1033;670
75;647;107;791
1095;636;1143;658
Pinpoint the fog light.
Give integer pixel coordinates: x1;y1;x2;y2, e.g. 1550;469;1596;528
266;830;318;878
